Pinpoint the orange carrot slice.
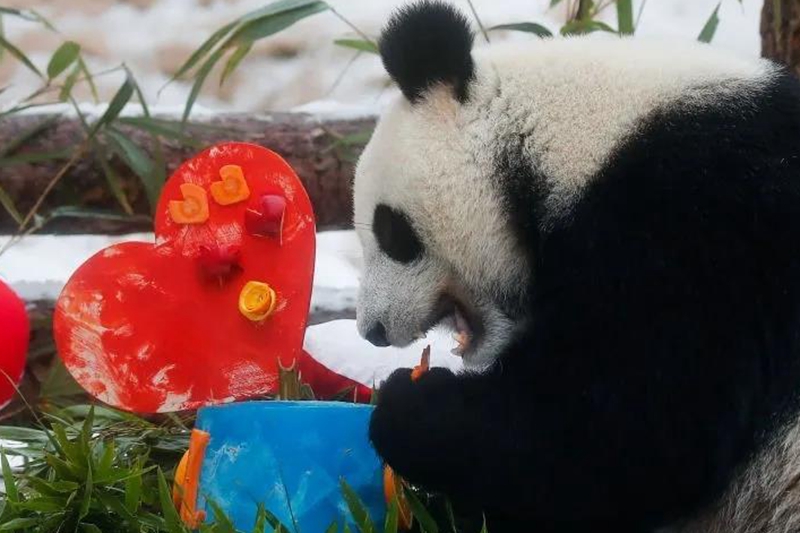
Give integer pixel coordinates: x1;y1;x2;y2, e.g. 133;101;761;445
210;165;250;205
411;345;431;381
168;183;209;224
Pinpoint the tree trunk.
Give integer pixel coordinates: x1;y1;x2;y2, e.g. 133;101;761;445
761;0;800;76
0;113;375;234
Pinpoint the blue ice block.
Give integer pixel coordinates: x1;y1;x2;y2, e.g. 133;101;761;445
194;401;385;532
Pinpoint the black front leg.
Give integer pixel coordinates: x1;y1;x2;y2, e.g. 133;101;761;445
369;365;524;508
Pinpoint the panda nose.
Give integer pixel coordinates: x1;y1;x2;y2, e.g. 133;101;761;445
366;322;391;347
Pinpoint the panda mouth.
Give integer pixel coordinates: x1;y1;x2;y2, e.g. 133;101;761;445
423;295;482;358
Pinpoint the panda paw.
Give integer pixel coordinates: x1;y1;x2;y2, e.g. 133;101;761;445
369;367;461;487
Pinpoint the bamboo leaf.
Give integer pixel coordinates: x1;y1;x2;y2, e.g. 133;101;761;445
206;499;238;532
1;449;19;502
617;0;634;35
156;468;184;533
698;2;721;43
403;488;438;533
339;478;375;533
124;462;143;513
334;38;379;54
89;75;134;136
105;128;162;208
0;7;55;31
252;503;269;533
78;58;99;103
78;462;93;519
47;41;81;79
0;185;22;225
230;2;328;43
182;46;226;123
0;518;43;530
117;117;202;148
324;523;339;533
560;19;616;36
60;63;81;101
219;41;253;86
169;19;237;83
0;34;42;77
384;498;399;533
488;22;552;37
94;143;134;215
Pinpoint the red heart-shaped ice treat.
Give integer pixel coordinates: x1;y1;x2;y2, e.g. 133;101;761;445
53;143;316;413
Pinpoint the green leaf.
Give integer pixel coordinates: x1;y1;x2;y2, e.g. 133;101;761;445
78;58;99;103
616;0;634;35
487;22;552;37
334;38;379;54
324;522;339;533
157;468;184;533
89;75;134;136
0;34;42;77
549;0;563;7
403;488;438;533
1;449;19;502
59;63;81;101
105;128;162;208
79;405;95;457
94;143;134;215
339;478;375;533
47;41;81;79
15;496;65;512
206;499;238;533
169;19;237;84
560;19;616;36
124;462;142;513
698;2;721;43
79;461;93;519
0;7;55;30
219;41;253;87
252;503;269;533
0;426;49;443
384;498;399;533
81;524;103;533
0;185;22;225
230;2;328;43
0;518;43;531
117;117;202;147
23;475;78;495
479;515;488;533
182;46;226;123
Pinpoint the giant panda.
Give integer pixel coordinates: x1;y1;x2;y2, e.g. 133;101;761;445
352;1;800;532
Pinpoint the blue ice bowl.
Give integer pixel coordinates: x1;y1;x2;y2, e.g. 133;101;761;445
195;400;385;532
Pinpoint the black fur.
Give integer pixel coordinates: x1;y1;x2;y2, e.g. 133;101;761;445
379;0;475;103
373;203;424;263
370;68;800;533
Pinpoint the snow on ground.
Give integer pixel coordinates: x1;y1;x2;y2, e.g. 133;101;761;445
305;320;464;387
0;0;764;116
0;230;362;313
0;228;462;390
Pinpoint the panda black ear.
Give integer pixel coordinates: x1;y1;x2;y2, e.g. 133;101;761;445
379;0;476;104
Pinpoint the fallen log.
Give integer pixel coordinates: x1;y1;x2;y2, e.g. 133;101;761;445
0;112;375;234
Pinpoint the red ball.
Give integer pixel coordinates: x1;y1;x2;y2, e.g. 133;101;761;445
0;280;28;407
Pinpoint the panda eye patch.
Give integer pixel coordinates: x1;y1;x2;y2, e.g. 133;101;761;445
373;204;423;263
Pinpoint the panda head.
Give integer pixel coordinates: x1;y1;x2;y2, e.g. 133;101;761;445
353;0;530;369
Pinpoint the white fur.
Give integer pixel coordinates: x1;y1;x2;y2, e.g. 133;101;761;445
668;412;800;533
354;35;777;368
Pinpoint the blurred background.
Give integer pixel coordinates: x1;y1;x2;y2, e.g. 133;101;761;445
0;0;764;115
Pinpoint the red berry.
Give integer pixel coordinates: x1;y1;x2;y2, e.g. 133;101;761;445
245;194;286;243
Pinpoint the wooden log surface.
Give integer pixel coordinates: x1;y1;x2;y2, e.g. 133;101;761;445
761;0;800;77
0;113;375;234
